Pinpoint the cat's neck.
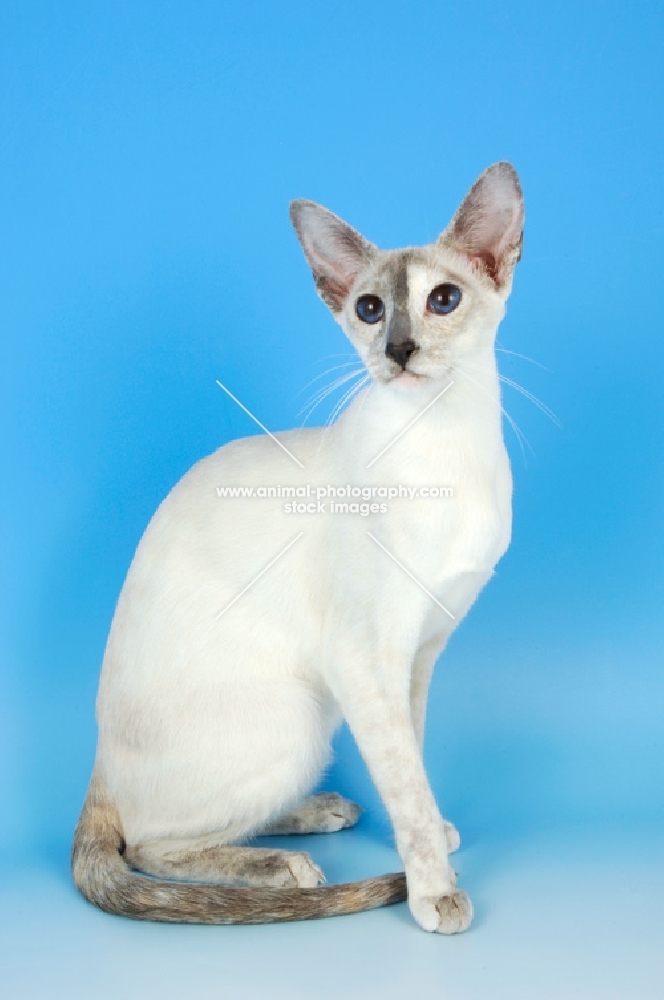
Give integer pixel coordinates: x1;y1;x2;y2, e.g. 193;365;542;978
328;348;504;478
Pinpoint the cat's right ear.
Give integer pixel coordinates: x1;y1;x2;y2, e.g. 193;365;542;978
290;200;375;314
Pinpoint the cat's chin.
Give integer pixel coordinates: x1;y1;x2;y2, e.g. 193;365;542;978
393;371;427;385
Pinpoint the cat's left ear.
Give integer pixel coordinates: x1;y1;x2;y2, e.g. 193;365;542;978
440;162;524;289
290;200;376;313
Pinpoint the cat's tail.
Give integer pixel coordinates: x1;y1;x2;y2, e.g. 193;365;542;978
71;774;407;924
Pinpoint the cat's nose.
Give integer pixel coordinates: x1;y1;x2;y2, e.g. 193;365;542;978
385;339;418;370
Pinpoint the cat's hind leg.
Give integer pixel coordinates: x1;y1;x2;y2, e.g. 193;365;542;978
125;835;325;888
261;792;361;834
259;795;459;846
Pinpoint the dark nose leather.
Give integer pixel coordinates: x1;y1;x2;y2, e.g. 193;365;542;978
385;338;418;370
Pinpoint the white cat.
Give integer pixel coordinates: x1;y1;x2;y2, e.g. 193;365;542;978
73;162;524;933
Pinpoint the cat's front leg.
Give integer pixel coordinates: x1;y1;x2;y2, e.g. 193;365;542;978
410;636;443;753
329;652;471;934
410;637;461;855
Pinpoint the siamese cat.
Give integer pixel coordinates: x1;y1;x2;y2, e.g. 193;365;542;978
73;162;524;934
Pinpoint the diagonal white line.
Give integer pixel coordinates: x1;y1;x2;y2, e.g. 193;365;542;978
215;532;305;620
365;380;454;469
366;531;455;621
216;379;305;468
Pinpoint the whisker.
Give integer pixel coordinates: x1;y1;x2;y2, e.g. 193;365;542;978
497;374;561;427
501;410;530;462
326;373;370;427
462;353;559;435
299;368;365;424
296;360;363;397
495;343;551;371
304;368;365;410
355;378;375;419
454;365;532;462
317;373;370;453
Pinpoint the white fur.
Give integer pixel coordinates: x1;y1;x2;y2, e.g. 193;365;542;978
94;164;521;933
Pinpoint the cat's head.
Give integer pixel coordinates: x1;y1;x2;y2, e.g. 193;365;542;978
290;162;523;387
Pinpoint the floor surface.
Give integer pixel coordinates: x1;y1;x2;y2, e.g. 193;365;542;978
2;825;662;1000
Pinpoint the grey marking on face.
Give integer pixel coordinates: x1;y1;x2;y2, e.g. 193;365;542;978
386;254;412;348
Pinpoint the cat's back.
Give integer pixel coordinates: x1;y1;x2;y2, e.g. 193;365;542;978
131;424;326;556
96;426;334;698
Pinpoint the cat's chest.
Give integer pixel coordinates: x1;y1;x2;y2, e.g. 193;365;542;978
364;415;511;569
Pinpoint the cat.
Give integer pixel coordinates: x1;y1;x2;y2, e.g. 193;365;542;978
72;161;524;934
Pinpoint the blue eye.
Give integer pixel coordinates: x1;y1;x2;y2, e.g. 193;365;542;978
356;295;385;324
427;284;461;315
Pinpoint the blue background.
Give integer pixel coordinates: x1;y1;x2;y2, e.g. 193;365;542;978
1;1;663;997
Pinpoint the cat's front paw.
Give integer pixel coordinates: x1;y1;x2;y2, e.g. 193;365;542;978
409;889;473;934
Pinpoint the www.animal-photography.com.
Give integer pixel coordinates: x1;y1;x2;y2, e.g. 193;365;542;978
2;3;663;998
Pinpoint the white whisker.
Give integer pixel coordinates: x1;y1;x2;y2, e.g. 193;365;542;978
454;364;531;462
497;374;561;427
299;368;365;425
495;343;551;371
297;360;363;397
326;373;370;427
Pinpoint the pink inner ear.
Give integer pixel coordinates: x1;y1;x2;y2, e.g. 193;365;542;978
291;201;374;311
471;249;499;281
305;235;367;311
445;164;524;286
302;222;368;288
466;209;519;278
308;238;362;291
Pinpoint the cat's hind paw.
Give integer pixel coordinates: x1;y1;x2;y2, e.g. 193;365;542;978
284;851;326;888
256;849;326;888
306;792;361;832
264;792;361;835
228;847;326;888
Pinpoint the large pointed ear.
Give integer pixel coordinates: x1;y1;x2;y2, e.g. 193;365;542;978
440;162;524;289
290;200;376;313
